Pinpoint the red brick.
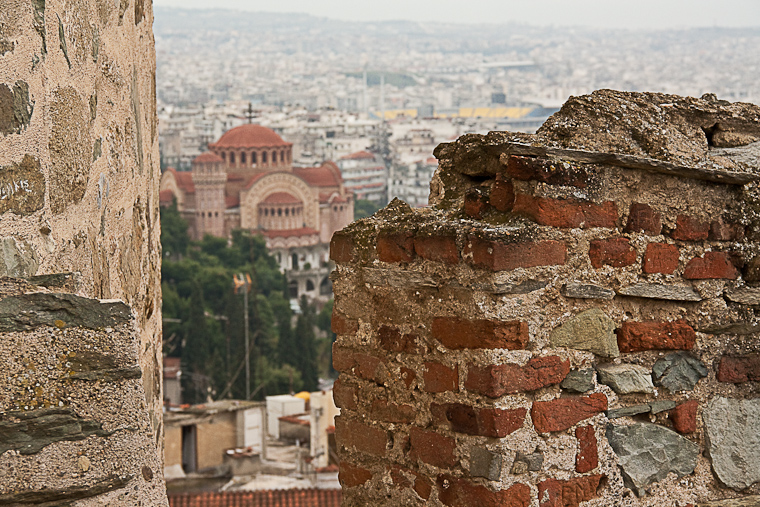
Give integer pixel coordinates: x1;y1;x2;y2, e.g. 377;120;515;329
424;362;459;393
389;466;432;500
531;393;608;433
332;378;358;411
371;399;416;423
643;242;680;274
377;325;420;354
575;425;598;473
490;176;515;211
464;235;567;271
431;403;526;438
438;475;531;507
669;400;698;434
465;356;570;397
330;232;356;263
710;218;745;241
683;252;739;280
339;461;372;488
465;188;490;219
717;354;760;383
377;231;415;263
504;155;588;188
335;416;388;456
408;426;458;468
400;367;416;388
512;194;617;229
538;475;605;507
671;215;709;241
616;320;696;353
331;311;358;335
414;234;459;264
625;202;662;235
588;238;637;268
431;317;529;350
332;345;386;383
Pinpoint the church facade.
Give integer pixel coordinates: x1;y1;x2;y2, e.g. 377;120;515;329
159;124;354;301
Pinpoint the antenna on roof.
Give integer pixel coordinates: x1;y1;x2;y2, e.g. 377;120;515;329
246;102;255;124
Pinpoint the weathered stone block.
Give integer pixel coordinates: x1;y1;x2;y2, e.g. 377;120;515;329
464;235;567;271
513;194;617;229
470;447;503;481
432;403;526;438
703;397;760;490
671;214;710;241
625;202;662;235
0;155;45;216
511;450;543;474
618;282;701;301
716;354;760;383
684;252;739;280
589;237;637;268
465;356;569;397
432;317;529;350
438;476;531;507
409;426;457;467
575;425;598;473
617;320;696;352
597;363;655;394
561;368;596;393
537;475;605;507
606;423;700;496
670;400;698;434
643;242;680;274
550;308;619;358
652;352;708;392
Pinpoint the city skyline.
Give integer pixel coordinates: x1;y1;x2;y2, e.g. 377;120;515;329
152;0;760;29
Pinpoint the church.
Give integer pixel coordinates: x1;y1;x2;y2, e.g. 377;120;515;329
159;124;354;302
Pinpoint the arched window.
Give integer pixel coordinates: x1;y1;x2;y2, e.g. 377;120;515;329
252;152;257;164
285;208;289;216
263;209;268;216
230;152;236;164
306;280;315;291
288;280;298;298
272;151;277;163
291;253;299;270
262;152;268;163
241;152;246;164
281;150;286;163
221;152;226;161
320;277;332;296
278;208;282;216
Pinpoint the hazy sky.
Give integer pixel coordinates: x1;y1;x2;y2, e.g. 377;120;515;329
153;0;760;29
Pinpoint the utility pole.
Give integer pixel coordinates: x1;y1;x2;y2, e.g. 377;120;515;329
233;273;253;399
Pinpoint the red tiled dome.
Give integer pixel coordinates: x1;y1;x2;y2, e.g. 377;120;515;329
294;162;343;188
211;124;290;149
193;152;224;164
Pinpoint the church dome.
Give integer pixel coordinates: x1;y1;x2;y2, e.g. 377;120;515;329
210;124;290;149
192;152;224;164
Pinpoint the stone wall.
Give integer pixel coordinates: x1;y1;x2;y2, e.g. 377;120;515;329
330;91;760;506
0;0;165;504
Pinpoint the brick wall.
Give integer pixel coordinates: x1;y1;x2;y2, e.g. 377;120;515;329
331;91;760;506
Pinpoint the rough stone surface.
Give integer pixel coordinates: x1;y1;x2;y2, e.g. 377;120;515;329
0;237;39;278
703;397;760;490
550;309;619;358
561;282;615;300
606;404;652;419
597;363;655;394
537;89;760;169
652;352;708;392
0;155;45;216
0;81;33;136
606;423;700;496
0;292;131;332
470;447;503;481
511;451;544;474
725;287;760;305
617;320;696;352
560;369;595;393
618;283;702;301
697;496;760;507
531;393;607;433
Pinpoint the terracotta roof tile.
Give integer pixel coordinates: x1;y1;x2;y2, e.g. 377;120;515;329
293;162;342;188
159;190;175;204
169;169;195;193
193;152;224;164
210;124;291;149
168;489;341;507
340;150;375;160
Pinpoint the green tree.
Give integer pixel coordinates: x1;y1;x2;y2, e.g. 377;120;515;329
294;296;319;391
160;200;190;260
354;199;382;220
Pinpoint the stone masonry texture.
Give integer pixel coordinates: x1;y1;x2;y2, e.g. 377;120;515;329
332;90;760;506
0;0;166;504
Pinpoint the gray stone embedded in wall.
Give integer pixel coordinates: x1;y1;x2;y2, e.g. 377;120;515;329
725;287;760;305
0;237;39;277
698;496;760;506
597;364;655;394
618;283;702;301
549;308;619;358
561;368;595;393
703;397;760;490
606;423;700;496
652;352;708;392
561;282;615;300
